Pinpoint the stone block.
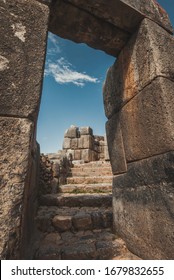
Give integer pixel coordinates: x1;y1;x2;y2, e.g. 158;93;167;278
36;232;62;259
78;135;94;149
81;149;93;163
64;0;173;34
64;125;78;138
71;138;78;149
121;0;173;33
96;241;114;259
74;149;81;160
112;151;174;259
121;77;174;162
49;0;130;57
72;213;92;230
62;243;97;260
79;126;93;136
66;149;75;160
52;215;72;232
0;117;34;259
103;19;174;118
106;114;127;174
0;0;49;120
63;138;71;149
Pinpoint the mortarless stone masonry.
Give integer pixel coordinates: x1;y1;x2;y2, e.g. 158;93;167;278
1;0;174;259
62;125;109;162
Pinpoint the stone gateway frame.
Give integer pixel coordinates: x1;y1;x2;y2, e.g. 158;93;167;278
0;0;174;259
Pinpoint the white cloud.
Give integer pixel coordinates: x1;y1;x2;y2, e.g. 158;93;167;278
47;33;61;55
45;57;100;87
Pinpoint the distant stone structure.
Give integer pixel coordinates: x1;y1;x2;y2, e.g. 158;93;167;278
40;126;110;191
62;125;109;162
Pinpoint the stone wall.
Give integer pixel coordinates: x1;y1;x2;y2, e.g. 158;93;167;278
62;125;109;162
0;0;49;259
103;17;174;259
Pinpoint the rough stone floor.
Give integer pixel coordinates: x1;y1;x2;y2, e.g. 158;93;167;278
34;161;140;260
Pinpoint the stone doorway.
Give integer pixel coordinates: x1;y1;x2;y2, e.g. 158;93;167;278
1;0;174;260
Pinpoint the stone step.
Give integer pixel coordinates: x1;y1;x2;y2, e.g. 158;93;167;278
36;206;112;233
35;228;115;260
72;161;111;169
68;167;112;177
39;193;112;208
66;176;113;185
34;230;141;260
59;183;112;193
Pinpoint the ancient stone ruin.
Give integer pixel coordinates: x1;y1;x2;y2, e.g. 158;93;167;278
0;0;174;260
34;126;139;259
39;126;110;192
62;125;109;162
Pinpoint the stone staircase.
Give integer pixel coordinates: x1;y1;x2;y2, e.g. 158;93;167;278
34;161;140;260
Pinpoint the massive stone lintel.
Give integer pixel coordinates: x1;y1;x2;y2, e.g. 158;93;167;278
103;19;174;118
48;0;130;57
0;0;49;120
48;0;172;56
63;0;173;34
0;117;34;259
113;151;174;259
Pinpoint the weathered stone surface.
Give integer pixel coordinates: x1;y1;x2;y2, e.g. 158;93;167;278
64;125;78;138
106;114;127;174
81;149;93;162
22;142;40;259
73;149;81;160
63;0;173;34
62;243;97;260
72;213;92;230
36;0;52;6
121;0;173;33
121;77;174;162
64;0;142;33
40;193;112;208
52;215;72;232
96;241;114;259
0;0;49;120
104;147;109;161
79;126;93;136
104;136;110;161
78;135;94;150
49;0;130;57
113;151;174;259
71;138;78;149
62;138;71;149
37;215;52;232
66;149;75;159
36;232;62;259
103;19;174;118
0;117;34;259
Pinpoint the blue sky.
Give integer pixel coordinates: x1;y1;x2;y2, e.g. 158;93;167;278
37;0;174;154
